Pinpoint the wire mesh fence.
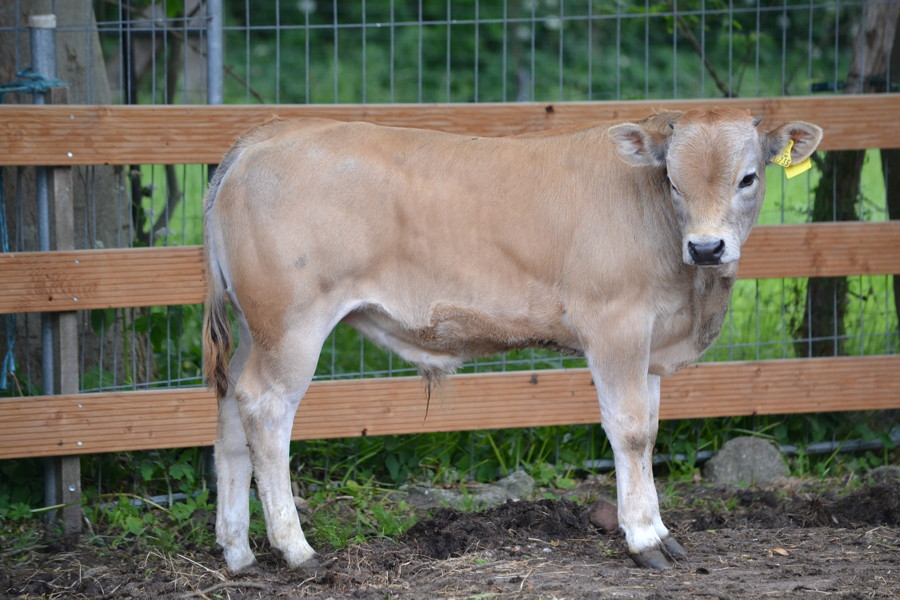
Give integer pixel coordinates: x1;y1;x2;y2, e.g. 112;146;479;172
0;0;897;399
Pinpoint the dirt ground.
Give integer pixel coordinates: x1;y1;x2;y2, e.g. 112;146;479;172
2;475;898;600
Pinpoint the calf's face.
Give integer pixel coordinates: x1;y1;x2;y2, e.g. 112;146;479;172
609;109;823;267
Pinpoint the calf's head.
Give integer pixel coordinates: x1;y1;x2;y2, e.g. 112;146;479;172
609;108;823;267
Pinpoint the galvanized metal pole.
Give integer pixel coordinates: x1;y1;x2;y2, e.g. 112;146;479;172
207;0;224;106
29;13;59;519
204;0;224;489
30;15;55;390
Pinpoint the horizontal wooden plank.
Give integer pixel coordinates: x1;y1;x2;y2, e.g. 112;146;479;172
0;95;897;166
1;222;897;314
0;246;206;313
736;221;900;279
1;355;897;459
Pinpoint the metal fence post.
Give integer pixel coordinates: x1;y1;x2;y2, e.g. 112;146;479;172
29;12;59;523
207;0;224;106
29;13;82;534
204;0;225;489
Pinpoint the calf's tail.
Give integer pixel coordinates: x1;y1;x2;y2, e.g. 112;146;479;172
202;155;238;401
203;253;232;401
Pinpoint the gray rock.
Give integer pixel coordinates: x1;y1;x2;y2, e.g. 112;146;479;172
496;470;535;498
403;471;535;509
867;465;900;484
703;436;788;485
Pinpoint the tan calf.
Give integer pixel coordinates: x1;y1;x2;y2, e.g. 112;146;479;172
203;108;822;571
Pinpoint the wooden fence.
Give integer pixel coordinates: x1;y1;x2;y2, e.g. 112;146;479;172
2;95;900;464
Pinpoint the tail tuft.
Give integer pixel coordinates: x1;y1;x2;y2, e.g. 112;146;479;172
202;269;233;400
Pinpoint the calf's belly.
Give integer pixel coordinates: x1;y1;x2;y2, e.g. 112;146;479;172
342;301;581;374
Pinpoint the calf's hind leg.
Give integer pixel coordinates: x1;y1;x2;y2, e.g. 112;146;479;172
233;330;324;570
215;324;256;573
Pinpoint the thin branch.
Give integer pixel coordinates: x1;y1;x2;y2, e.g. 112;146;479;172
673;11;735;98
0;544;46;559
177;581;269;599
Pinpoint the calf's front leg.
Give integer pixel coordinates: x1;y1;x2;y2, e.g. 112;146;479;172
589;348;685;568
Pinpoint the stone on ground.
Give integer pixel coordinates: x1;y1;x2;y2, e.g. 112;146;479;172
587;496;619;532
703;436;788;485
404;470;535;509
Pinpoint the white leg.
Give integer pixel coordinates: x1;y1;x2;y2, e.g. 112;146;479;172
215;327;256;573
235;332;322;569
645;375;684;559
589;340;682;568
645;375;666;540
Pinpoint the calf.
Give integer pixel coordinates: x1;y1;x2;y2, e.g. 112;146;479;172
203;108;822;571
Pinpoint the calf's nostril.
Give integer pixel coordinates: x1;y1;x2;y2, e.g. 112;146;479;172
687;239;726;265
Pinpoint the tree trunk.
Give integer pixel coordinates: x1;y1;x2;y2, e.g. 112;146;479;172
794;1;900;358
881;13;900;335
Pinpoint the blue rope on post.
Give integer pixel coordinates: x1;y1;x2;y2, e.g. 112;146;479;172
0;168;13;391
0;67;68;97
0;68;68;391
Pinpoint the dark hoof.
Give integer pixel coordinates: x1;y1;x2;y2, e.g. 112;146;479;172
630;547;673;569
630;536;687;569
230;561;262;576
298;555;336;575
662;536;687;560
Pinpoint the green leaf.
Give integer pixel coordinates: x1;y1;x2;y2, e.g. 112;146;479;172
140;463;156;482
171;501;194;522
385;454;400;482
853;422;876;442
554;477;577;490
125;515;144;535
131;315;149;334
90;309;116;335
9;502;33;521
169;462;193;482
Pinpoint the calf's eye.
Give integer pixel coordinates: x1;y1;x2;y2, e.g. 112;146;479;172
666;176;680;195
739;173;757;189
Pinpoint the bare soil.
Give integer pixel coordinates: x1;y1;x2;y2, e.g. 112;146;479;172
2;477;898;599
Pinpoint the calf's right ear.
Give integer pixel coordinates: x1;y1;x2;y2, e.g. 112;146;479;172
608;123;669;167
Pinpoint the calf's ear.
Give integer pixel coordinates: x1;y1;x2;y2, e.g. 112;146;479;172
608;123;669;167
766;121;824;165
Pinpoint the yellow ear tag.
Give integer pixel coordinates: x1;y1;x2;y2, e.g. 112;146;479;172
769;139;794;168
770;139;811;179
784;157;812;179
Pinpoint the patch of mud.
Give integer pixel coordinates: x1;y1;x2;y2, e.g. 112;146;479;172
678;481;900;532
403;498;589;558
833;483;900;526
3;480;899;599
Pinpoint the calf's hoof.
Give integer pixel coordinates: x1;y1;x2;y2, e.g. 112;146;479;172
281;551;335;573
296;555;339;576
222;547;258;574
662;536;686;560
629;536;686;569
297;555;323;572
630;547;673;569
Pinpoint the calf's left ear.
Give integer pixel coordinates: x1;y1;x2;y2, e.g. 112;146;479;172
765;121;824;165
